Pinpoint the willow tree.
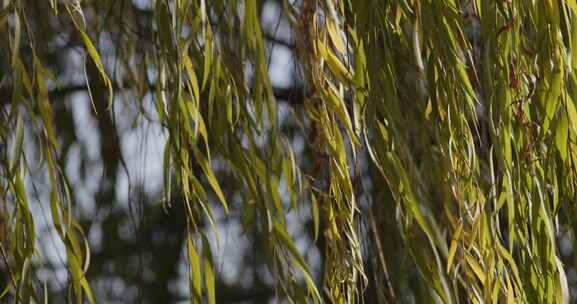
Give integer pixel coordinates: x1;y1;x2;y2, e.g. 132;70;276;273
1;0;577;303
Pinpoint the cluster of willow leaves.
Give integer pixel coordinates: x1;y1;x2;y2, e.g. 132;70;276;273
2;0;577;303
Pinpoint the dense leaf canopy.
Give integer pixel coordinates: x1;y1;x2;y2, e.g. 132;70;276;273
2;0;577;303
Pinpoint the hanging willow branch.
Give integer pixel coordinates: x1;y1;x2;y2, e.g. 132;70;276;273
1;0;577;303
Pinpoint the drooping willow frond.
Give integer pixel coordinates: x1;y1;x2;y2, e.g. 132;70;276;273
1;0;577;303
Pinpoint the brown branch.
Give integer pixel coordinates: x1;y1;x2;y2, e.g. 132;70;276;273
0;82;305;106
264;32;295;50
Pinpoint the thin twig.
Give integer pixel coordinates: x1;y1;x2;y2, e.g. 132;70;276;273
368;208;397;303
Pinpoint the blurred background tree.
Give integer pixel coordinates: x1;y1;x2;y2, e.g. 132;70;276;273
1;0;577;303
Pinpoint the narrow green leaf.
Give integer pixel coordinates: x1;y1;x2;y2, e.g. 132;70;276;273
310;192;320;242
202;236;215;304
79;32;113;110
187;236;202;304
190;144;228;212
